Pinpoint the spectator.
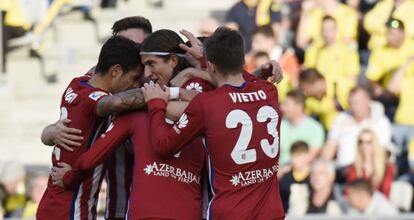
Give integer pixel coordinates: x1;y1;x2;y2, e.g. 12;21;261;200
21;171;48;218
299;68;340;129
296;0;358;49
0;161;27;218
347;129;394;198
365;18;414;119
388;54;414;164
0;0;32;73
279;141;312;212
321;86;392;180
364;0;414;49
252;51;271;71
246;25;300;101
304;15;359;107
289;159;342;216
280;89;325;165
347;179;398;215
198;16;219;37
226;0;282;52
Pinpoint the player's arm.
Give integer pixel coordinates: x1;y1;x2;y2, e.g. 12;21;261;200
41;119;83;151
52;115;132;189
143;83;204;159
96;88;146;117
166;101;189;122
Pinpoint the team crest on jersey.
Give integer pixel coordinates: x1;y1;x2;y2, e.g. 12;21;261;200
173;113;188;134
64;87;78;104
143;162;200;184
89;91;107;101
186;82;203;92
229;164;279;187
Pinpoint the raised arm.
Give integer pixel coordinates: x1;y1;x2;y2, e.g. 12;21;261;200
143;83;204;159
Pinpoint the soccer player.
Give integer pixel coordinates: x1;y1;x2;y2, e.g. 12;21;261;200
50;29;284;219
52;29;213;219
40;16;153;220
36;36;143;220
142;27;285;219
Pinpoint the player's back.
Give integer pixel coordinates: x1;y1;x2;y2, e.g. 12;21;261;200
37;75;108;220
200;80;284;219
124;112;204;219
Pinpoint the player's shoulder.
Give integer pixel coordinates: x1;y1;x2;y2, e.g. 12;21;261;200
63;75;108;105
182;77;214;92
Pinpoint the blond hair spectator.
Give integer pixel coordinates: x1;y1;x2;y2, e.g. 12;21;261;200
347;129;394;198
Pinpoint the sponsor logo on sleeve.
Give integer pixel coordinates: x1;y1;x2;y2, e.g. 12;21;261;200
89;91;108;101
186;82;203;92
173;113;188;134
64;87;78;104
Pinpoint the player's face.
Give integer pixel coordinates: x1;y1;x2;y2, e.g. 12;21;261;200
141;54;176;86
117;28;147;43
112;65;142;93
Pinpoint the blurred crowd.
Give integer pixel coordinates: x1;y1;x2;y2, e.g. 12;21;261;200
1;0;414;218
217;0;414;217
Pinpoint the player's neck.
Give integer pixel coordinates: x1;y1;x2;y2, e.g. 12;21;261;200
88;74;110;92
216;72;246;88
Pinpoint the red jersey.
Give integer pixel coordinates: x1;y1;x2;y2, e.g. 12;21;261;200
64;112;205;219
37;75;109;220
147;80;285;219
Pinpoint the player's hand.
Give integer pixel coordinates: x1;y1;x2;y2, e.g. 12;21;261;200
179;29;203;68
142;82;170;103
255;60;283;84
171;68;212;87
51;162;72;188
267;60;283;84
51;119;83;152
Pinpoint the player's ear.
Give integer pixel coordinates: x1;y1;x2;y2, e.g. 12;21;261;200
109;64;123;78
207;61;217;74
169;55;179;68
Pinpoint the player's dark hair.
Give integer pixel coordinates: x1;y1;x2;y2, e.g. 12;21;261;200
347;178;373;196
141;29;192;76
112;16;152;35
299;68;324;84
252;25;275;38
95;36;142;75
204;27;245;75
290;141;309;154
286;89;306;108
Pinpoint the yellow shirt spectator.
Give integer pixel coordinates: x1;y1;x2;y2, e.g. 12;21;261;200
0;0;31;30
305;80;339;129
366;39;414;87
304;3;358;46
305;42;359;108
364;0;414;49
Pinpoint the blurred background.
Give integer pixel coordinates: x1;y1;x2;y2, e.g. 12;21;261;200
1;0;414;219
